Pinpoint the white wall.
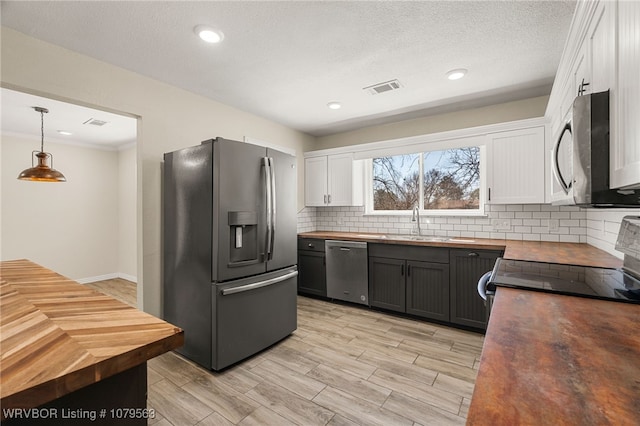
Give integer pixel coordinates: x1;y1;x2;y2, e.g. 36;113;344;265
315;96;549;150
1;134;119;279
1;27;315;316
118;145;137;281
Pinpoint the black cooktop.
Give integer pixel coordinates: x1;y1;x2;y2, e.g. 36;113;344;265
488;258;640;304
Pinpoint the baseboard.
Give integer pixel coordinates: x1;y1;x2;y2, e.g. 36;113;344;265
77;272;138;284
76;273;119;284
118;273;137;283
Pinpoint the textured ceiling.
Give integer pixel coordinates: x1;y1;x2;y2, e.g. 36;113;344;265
1;1;576;139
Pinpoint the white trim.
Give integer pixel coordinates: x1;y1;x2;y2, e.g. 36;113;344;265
244;136;296;157
76;273;118;284
118;273;137;283
76;272;137;284
304;117;545;158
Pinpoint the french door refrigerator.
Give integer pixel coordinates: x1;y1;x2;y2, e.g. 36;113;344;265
163;137;297;370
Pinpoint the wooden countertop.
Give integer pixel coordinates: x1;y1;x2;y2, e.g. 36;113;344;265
466;287;640;425
0;259;184;412
298;231;622;268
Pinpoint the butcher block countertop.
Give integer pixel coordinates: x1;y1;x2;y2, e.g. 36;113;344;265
0;259;184;411
466;287;640;425
298;231;622;268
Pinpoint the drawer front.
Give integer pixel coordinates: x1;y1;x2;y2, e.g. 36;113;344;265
298;238;325;252
368;243;449;263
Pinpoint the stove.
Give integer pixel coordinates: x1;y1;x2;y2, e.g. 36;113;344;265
478;216;640;315
488;258;640;303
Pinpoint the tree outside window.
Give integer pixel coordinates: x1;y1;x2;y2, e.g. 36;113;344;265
372;147;480;212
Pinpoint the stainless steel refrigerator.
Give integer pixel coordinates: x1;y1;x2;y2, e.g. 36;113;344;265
163;137;298;370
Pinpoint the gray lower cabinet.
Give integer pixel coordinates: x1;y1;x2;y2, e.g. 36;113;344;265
406;260;449;322
368;244;449;320
449;248;502;329
369;256;406;312
297;238;326;297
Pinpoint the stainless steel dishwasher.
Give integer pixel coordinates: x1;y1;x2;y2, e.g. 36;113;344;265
325;240;368;305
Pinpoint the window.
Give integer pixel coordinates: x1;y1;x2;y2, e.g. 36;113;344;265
369;145;483;215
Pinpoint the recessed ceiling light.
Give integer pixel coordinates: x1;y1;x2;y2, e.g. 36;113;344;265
194;25;224;43
446;69;467;80
327;102;342;110
57;130;73;136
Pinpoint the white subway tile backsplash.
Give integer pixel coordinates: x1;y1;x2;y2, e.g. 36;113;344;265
298;204;632;249
532;212;551;219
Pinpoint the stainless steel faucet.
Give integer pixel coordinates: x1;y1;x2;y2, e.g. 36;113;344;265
411;205;421;236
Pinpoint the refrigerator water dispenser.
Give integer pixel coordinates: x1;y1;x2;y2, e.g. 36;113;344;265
228;211;258;264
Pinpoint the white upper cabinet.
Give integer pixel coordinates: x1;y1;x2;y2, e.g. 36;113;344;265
304;153;363;207
546;0;640;191
487;126;546;204
304;156;328;206
612;0;640;189
588;2;615;93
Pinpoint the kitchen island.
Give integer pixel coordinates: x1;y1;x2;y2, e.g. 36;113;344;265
466;287;640;424
0;259;184;425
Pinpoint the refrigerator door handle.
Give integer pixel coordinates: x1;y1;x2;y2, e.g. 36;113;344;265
220;270;299;295
268;157;276;260
263;157;273;261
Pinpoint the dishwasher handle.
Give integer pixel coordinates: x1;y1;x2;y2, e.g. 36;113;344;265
325;240;368;250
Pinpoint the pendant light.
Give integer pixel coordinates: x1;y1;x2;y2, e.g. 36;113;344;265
17;106;66;182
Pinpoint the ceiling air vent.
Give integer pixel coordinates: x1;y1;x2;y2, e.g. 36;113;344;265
364;79;403;95
83;118;108;126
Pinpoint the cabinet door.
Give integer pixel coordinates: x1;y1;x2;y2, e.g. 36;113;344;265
406;260;449;322
572;41;590;97
487;126;545;204
612;0;640;189
588;2;614;94
449;249;501;330
297;251;326;297
369;257;405;313
327;153;354;206
304;156;328;206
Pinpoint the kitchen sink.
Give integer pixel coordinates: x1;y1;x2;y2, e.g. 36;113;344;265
351;234;476;243
385;235;451;242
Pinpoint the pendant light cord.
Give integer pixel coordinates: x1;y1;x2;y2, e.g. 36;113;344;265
40;109;45;153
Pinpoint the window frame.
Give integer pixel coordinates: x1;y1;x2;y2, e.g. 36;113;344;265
364;139;487;217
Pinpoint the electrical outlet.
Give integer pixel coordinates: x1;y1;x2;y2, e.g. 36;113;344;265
492;219;511;231
548;219;560;233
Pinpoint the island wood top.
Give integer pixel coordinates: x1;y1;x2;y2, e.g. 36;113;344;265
298;231;622;269
0;259;184;412
466;287;640;425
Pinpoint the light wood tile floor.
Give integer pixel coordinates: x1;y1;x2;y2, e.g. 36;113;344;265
88;279;484;425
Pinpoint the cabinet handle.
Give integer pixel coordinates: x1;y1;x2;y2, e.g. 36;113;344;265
578;78;590;96
328;194;332;204
401;264;405;276
324;194;327;204
488;187;491;201
407;264;411;276
308;243;314;248
468;252;479;257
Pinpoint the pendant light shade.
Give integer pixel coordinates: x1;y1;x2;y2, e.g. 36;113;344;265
17;107;66;182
